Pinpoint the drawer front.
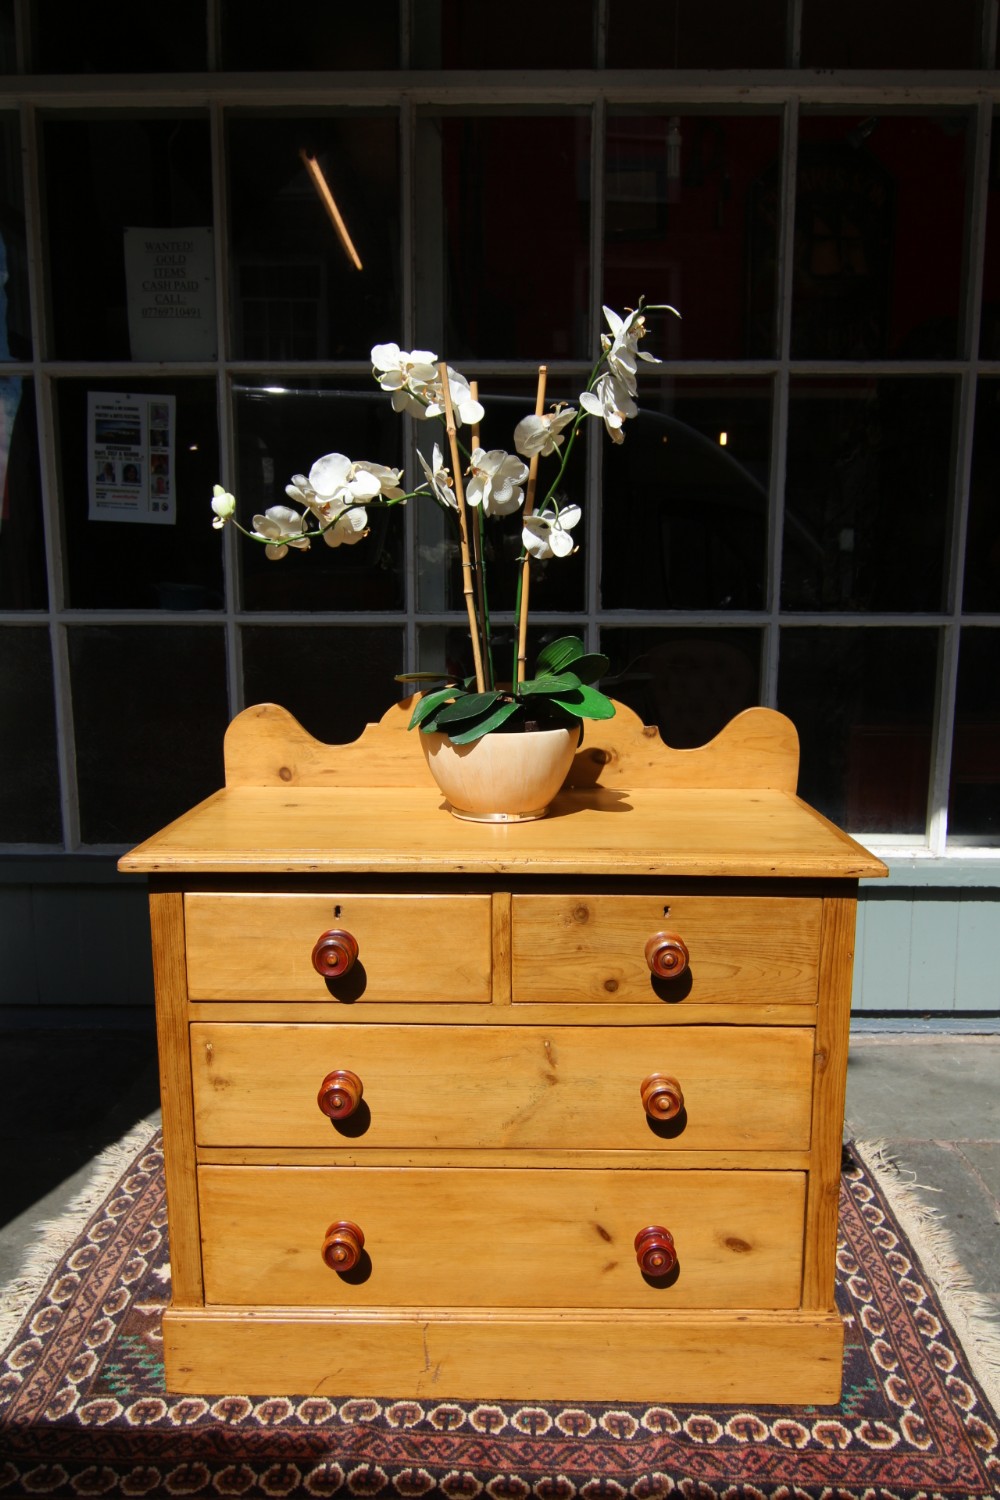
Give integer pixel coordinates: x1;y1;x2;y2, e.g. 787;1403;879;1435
199;1165;806;1310
511;894;822;1005
184;893;493;1002
191;1022;814;1151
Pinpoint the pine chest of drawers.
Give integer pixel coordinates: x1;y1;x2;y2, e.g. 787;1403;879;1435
119;699;885;1403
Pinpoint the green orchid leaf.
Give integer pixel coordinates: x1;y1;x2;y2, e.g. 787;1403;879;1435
408;687;466;730
548;685;617;721
535;635;586;674
564;652;610;685
519;671;582;696
395;671;458;684
433;690;504;727
443;698;523;742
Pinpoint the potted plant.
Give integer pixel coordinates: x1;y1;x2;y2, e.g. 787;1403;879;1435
211;297;675;818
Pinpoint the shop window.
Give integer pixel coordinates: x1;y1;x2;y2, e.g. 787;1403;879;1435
242;626;405;747
0;379;46;609
0;626;61;843
68;624;229;844
783;377;955;613
979;113;1000;359
950;630;1000;839
31;0;208;72
964;379;1000;613
777;627;939;834
607;1;786;69
0;114;30;360
801;0;982;69
601;626;762;751
601;377;771;611
221;1;401;70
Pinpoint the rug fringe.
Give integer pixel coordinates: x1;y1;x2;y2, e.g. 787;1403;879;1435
854;1137;1000;1418
0;1117;160;1352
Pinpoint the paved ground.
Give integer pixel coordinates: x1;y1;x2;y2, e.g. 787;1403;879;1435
1;1026;998;1324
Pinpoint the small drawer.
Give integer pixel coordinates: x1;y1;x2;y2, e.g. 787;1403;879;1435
184;892;493;1002
511;894;822;1005
191;1021;815;1151
199;1164;806;1310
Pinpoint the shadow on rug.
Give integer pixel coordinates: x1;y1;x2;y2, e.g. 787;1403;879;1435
1;1127;997;1498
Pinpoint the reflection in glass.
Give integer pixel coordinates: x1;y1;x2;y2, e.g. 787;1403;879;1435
221;1;400;69
792;114;970;359
69;626;229;844
0;627;61;843
242;626;404;747
601;378;770;610
950;630;1000;839
783;378;954;612
777;627;938;833
233;383;405;613
431;115;590;360
604;113;781;360
964;380;1000;612
32;0;207;71
57;379;222;610
602;627;761;750
227;115;400;361
415;0;594;67
43;115;213;362
0;380;46;609
608;1;786;67
801;0;980;68
0;113;30;359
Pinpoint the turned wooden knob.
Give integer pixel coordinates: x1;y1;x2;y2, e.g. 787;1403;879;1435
317;1069;364;1120
311;928;359;979
635;1225;677;1277
640;1072;684;1120
322;1219;365;1272
645;931;689;979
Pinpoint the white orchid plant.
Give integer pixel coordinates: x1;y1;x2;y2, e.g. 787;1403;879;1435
211;297;675;743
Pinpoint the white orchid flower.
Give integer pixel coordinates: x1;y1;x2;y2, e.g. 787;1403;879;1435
522;503;582;560
352;460;405;501
251;505;310;561
371;343;440;416
466;448;529;517
579;371;638;445
513;406;577;459
309;452;382;507
417;443;456;509
210;484;235;528
422;365;485;428
600;305;660;393
321;505;370;548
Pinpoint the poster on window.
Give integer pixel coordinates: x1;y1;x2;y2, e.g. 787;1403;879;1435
123;228;217;361
88;391;177;525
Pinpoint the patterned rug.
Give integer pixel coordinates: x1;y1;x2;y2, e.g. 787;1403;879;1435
1;1126;998;1499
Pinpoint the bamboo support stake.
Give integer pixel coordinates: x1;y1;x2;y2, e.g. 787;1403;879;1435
438;363;486;693
469;382;492;688
515;365;547;687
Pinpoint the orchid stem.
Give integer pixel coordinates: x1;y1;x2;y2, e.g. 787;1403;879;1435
438;362;487;694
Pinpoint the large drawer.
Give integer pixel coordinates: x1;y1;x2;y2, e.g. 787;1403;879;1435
199;1165;806;1310
511;894;822;1005
191;1022;814;1151
184;893;493;1002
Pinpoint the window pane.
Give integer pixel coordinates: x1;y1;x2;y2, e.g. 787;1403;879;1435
602;627;762;750
227;114;400;361
608;2;786;69
604;112;782;359
429;115;591;360
802;0;981;68
242;626;404;746
980;112;1000;358
417;623;565;694
0;379;47;609
221;1;400;69
950;629;1000;840
232;382;405;613
783;377;954;612
0;627;61;843
777;627;938;834
964;378;1000;613
57;378;222;610
0;4;15;73
0;114;30;359
602;377;771;610
793;114;970;359
414;1;595;68
43;114;213;361
32;0;208;71
69;626;229;845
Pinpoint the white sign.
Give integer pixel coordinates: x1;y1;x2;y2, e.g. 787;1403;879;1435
88;391;177;525
124;228;217;360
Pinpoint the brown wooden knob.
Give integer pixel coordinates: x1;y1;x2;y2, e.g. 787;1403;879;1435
635;1225;677;1277
640;1072;684;1120
311;928;359;979
322;1220;364;1272
317;1069;364;1120
645;931;689;979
